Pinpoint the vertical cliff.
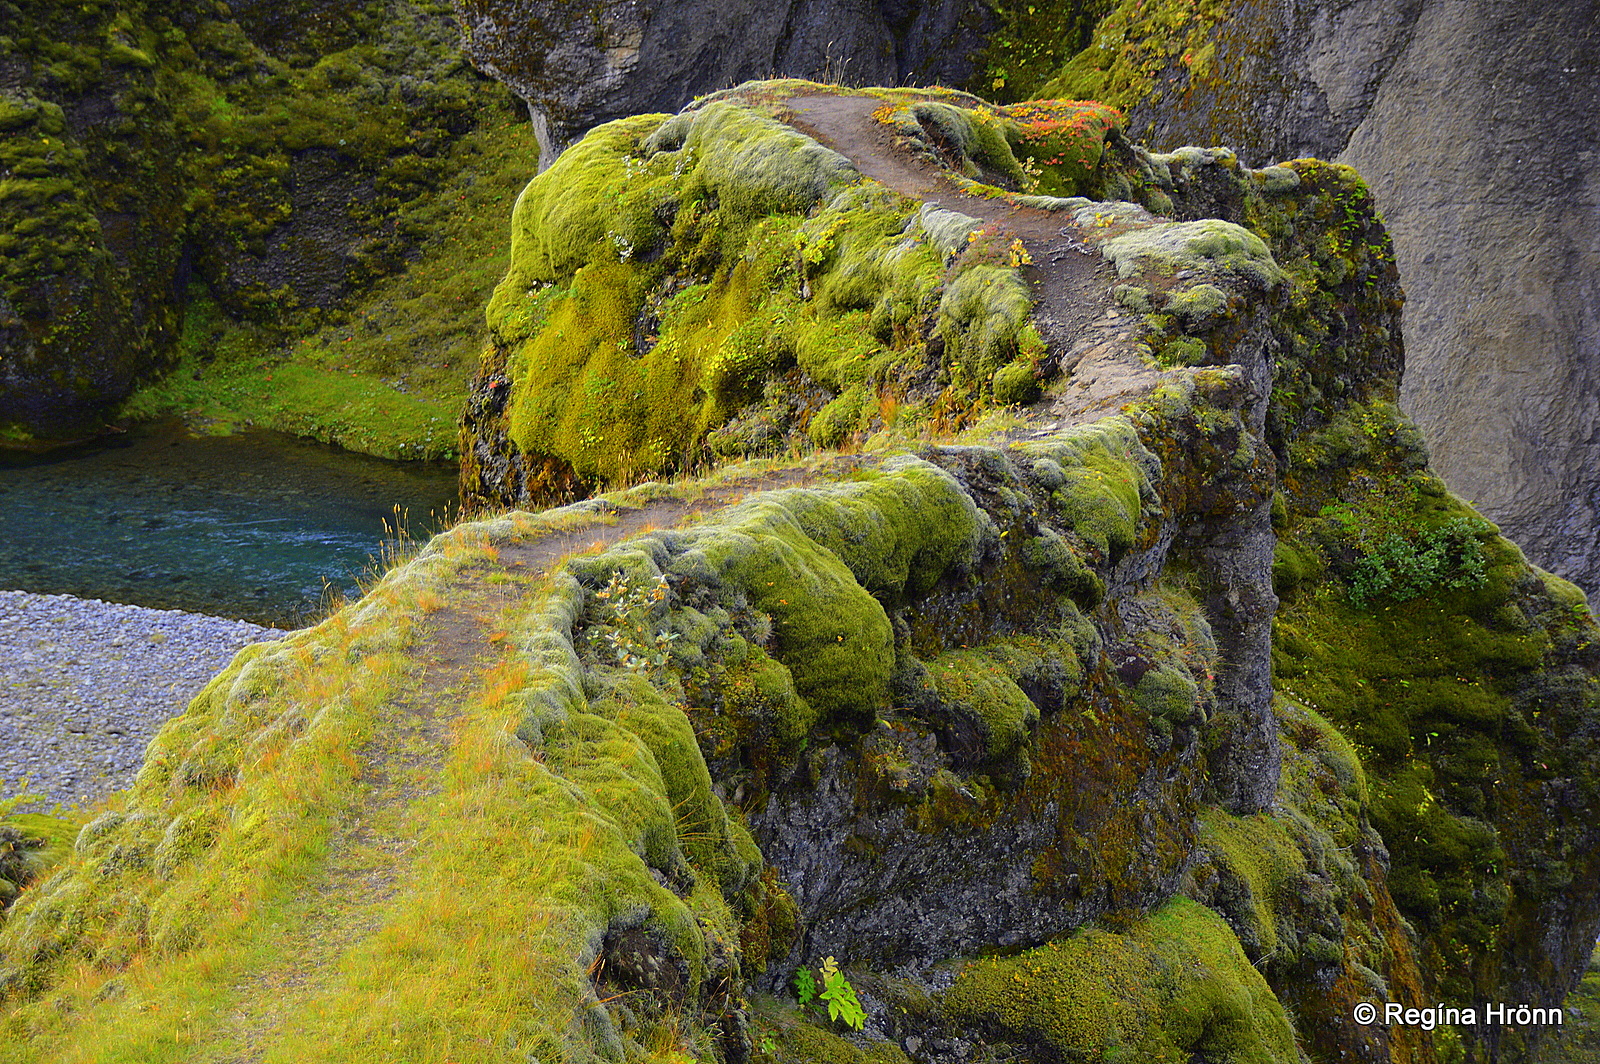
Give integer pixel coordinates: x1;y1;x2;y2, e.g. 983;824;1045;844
1024;0;1600;598
0;0;517;448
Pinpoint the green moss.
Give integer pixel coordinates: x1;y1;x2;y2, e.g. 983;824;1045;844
1271;540;1318;597
479;83;1054;493
938;265;1035;383
924;650;1040;763
0;811;80;917
1272;412;1600;1005
1023;418;1157;559
1101;219;1283;289
941;897;1299;1062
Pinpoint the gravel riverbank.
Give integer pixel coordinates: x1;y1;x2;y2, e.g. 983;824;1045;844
1;590;293;810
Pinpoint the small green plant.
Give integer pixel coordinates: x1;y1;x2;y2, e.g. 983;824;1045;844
792;955;866;1030
590;571;679;671
1347;517;1489;607
794;963;816;1006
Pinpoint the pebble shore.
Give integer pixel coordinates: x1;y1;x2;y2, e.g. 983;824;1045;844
1;590;293;810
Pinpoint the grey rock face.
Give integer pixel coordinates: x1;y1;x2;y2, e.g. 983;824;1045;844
453;0;992;165
1341;0;1600;595
1119;0;1600;595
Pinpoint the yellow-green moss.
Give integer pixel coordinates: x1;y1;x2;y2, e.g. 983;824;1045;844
941;897;1299;1062
0;811;79;918
1273;406;1600;1006
1197;809;1305;959
479;83;1054;491
1022;417;1158;559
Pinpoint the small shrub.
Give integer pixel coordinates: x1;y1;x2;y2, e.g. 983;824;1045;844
1347;518;1488;607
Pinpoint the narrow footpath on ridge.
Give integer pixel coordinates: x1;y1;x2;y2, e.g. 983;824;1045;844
214;102;1163;1053
69;90;1167;1064
782;93;1163;435
208;466;821;1063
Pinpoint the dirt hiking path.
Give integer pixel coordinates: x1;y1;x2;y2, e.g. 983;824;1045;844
191;92;1165;1059
207;466;822;1062
784;94;1162;435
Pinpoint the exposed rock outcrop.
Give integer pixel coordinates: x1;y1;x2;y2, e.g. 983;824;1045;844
1035;0;1600;597
453;0;996;166
452;83;1599;1061
0;0;505;445
3;80;1598;1064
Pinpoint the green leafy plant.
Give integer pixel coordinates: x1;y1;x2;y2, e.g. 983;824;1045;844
794;964;816;1006
590;571;678;671
1347;517;1488;607
793;956;865;1030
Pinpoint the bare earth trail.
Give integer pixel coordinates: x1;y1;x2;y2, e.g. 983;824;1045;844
784;94;1162;435
207;466;820;1062
208;94;1156;1058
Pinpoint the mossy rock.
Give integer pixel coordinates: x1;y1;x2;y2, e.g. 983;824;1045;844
1101;219;1284;289
940;897;1300;1063
470;82;1060;501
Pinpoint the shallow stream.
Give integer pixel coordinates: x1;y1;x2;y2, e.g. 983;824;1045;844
0;420;460;627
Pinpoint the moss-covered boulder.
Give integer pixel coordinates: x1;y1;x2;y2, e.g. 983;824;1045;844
462;84;1080;508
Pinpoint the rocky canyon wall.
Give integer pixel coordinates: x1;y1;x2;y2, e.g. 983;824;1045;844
1041;0;1600;595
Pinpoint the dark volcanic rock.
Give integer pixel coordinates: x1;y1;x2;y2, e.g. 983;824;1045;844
453;0;994;165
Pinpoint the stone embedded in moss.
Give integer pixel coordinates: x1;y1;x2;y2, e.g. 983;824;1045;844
1131;663;1201;726
1166;281;1229;327
1022;418;1158;559
1020;527;1101;605
991;359;1040;405
1000;99;1124;198
1100;218;1285;289
923;649;1041;765
904;100;1028;185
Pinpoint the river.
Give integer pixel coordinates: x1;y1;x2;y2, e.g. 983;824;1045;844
0;420;460;628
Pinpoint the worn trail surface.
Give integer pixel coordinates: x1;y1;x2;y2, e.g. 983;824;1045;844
784;94;1161;434
206;467;818;1062
118;94;1157;1060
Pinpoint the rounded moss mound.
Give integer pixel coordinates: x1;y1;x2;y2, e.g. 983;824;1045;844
941;897;1300;1063
473;82;1058;496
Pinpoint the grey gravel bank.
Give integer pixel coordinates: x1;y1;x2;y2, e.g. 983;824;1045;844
1;590;293;810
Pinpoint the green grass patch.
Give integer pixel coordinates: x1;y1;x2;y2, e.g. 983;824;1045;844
118;112;539;460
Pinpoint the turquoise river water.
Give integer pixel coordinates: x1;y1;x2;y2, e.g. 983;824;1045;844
0;421;460;627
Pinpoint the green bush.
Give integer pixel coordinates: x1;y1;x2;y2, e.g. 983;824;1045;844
1347;517;1488;607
